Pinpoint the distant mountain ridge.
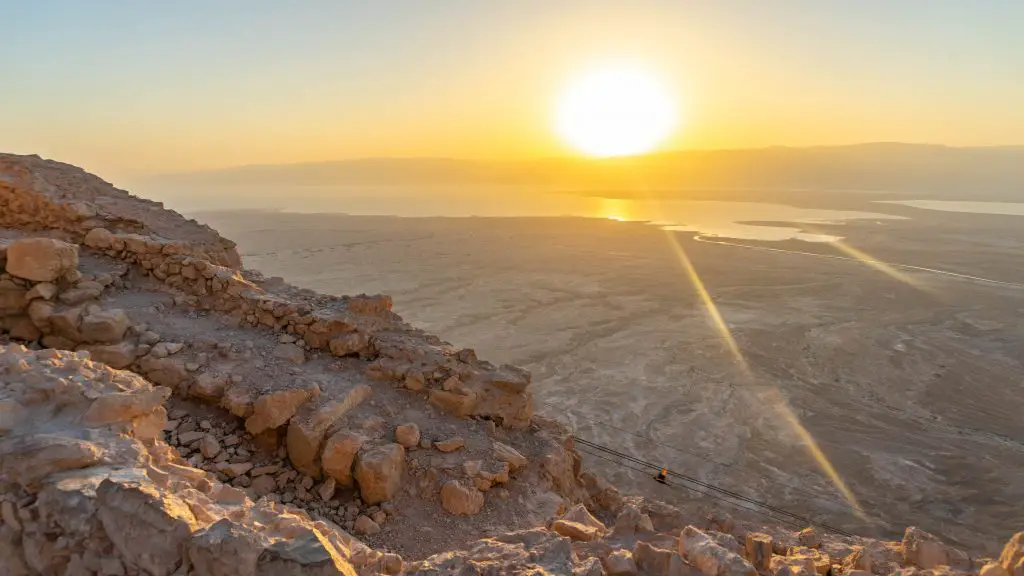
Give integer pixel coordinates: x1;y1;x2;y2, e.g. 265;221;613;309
150;143;1024;198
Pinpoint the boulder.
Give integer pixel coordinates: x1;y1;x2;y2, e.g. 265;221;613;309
434;436;465;452
191;372;229;401
902;527;969;570
273;343;305;364
58;284;102;305
354;443;405;505
771;554;816;576
428;389;477;417
251;474;277;497
354;515;381;536
221;385;254;418
604;549;639;576
321;431;367;487
245;383;320;434
551;519;603;542
493;441;528;471
679;526;757;576
27;299;55;332
318;476;336;501
49;305;84;343
328;332;371;357
24;281;57;301
77;341;138;369
4;238;78;282
488;364;532;393
784;547;829;576
82;387;171;426
0;434;104;490
83;227;115;249
394;423;421;448
633;541;690;576
287;385;371;477
138;356;192;391
95;477;199;576
9;315;42;341
797;528;821;549
187;518;264;576
561;504;607;535
744;532;774;571
79;308;130;344
151;341;185;358
253;526;358;576
440;480;485;516
200;435;221;458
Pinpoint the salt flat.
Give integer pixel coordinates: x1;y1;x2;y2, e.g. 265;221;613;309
193;195;1024;553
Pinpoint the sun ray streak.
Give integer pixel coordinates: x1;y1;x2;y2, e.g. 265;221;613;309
801;225;935;294
766;388;868;520
663;230;748;373
661;225;868;521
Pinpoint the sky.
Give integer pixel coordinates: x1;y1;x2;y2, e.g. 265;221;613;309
3;0;1023;180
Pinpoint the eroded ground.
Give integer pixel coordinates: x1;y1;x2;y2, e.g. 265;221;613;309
198;200;1024;554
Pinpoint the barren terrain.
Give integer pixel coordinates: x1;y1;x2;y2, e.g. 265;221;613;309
196;196;1024;554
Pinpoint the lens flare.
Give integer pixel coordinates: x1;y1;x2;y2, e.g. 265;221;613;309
663;230;748;372
765;388;867;519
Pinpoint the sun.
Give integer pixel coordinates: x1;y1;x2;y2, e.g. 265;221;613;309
555;64;677;157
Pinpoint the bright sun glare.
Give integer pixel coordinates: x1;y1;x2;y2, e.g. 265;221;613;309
556;64;677;157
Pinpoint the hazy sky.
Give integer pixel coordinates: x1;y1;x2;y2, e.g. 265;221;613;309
3;1;1023;179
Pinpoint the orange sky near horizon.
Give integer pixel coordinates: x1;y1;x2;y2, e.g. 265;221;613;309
3;2;1023;182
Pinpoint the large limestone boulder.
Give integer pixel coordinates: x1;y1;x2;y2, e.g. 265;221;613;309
322;430;367;487
287;385;371;478
187;518;265;576
78;341;138;369
82;387;171;426
191;372;229;401
79;308;131;344
633;541;689;576
329;332;371;357
245;383;320;435
394;423;420;448
0;434;104;490
493;441;528;471
49;305;85;343
744;532;774;571
353;443;405;505
771;554;817;576
604;549;639;576
488;364;532;393
902;527;970;570
428;389;477;418
138;356;192;391
440;480;485;516
679;526;757;576
83;227;114;249
4;238;79;282
96;477;199;576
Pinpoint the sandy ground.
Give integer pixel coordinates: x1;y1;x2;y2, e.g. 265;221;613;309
195;196;1024;554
